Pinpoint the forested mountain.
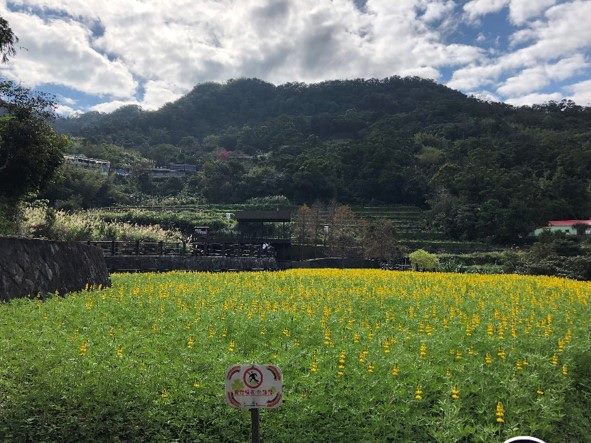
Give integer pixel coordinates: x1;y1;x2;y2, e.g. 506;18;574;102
56;77;591;243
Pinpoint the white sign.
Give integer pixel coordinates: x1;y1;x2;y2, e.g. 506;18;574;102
225;364;283;409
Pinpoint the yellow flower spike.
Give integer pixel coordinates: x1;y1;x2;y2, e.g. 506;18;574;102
550;354;559;366
487;324;494;336
536;389;544;396
161;389;169;399
497;348;506;360
79;341;88;356
562;364;568;376
310;356;318;374
116;345;124;358
228;340;236;352
495;401;505;424
187;337;194;349
419;343;428;359
367;363;374;373
337;350;346;376
414;385;423;401
391;365;400;377
451;386;460;400
485;353;493;365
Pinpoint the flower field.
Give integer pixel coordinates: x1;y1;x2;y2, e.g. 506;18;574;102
0;270;590;442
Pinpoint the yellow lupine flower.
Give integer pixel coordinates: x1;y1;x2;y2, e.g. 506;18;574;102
496;401;505;424
337;350;346;376
415;386;423;400
79;341;88;356
419;343;428;359
451;386;460;400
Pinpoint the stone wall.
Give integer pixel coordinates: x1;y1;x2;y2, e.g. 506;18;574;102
0;237;110;302
104;255;277;272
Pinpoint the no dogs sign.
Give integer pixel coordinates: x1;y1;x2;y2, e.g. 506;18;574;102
225;364;283;409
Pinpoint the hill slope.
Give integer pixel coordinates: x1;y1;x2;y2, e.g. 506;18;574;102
56;77;591;243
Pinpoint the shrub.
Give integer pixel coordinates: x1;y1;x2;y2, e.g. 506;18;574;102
409;249;440;271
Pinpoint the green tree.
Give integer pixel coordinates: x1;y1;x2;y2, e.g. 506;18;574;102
0;15;67;234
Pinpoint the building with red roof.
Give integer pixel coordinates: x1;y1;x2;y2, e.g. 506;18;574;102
534;219;591;236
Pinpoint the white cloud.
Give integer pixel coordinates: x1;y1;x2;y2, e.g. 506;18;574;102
497;54;588;96
55;103;81;116
463;0;556;24
0;4;137;98
507;0;556;25
468;89;501;102
463;0;508;21
509;28;537;47
0;0;587;112
420;0;455;23
450;1;591;93
566;79;591;105
506;92;563;106
90;99;139;114
1;0;486;110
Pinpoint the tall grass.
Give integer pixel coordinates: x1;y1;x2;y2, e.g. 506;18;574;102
20;205;182;241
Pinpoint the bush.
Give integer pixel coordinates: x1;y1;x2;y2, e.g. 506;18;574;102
409;249;440;271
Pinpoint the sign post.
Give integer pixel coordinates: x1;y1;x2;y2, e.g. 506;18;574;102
225;364;283;443
250;408;260;443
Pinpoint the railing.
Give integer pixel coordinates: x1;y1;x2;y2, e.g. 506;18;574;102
87;240;188;256
86;240;276;258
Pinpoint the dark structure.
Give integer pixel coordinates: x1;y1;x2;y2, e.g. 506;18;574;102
190;210;293;261
0;237;110;302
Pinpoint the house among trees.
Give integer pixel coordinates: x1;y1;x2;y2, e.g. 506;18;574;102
64;154;110;175
169;163;197;173
534;219;591;236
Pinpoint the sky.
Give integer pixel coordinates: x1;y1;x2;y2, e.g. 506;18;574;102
0;0;590;116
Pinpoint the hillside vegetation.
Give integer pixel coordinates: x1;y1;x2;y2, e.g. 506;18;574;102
56;77;591;243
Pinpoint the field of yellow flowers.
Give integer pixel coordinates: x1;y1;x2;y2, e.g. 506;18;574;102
1;269;590;442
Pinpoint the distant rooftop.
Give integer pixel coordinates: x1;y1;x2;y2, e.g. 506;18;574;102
548;219;591;226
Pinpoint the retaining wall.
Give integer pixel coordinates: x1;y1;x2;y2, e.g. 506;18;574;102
0;237;110;302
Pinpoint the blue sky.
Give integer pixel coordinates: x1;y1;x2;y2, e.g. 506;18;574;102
0;0;589;115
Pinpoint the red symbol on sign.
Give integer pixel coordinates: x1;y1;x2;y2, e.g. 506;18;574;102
243;367;263;389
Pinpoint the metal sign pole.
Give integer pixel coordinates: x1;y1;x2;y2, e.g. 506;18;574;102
250;408;260;443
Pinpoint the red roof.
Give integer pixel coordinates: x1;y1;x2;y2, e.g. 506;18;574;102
548;219;591;227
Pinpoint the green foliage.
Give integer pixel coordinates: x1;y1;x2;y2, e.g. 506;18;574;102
0;83;66;202
39;164;125;209
409;249;440;271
